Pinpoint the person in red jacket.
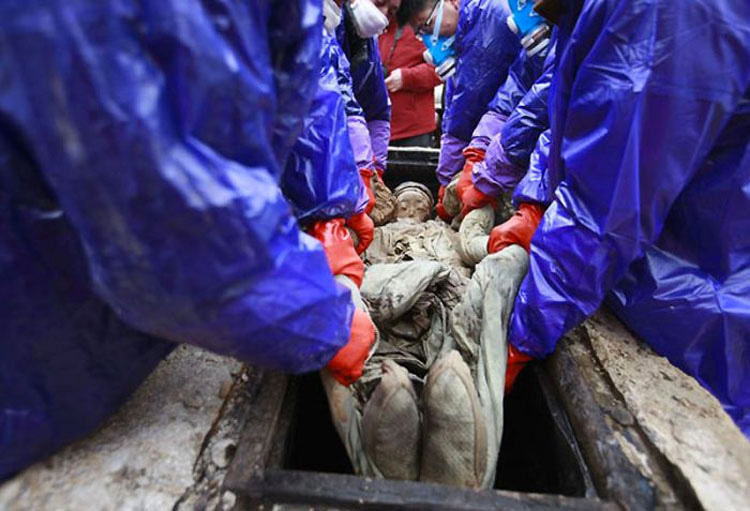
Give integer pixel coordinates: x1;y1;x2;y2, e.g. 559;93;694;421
378;16;441;147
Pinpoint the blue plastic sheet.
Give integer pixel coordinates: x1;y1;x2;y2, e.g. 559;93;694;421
282;33;363;224
509;0;750;435
441;0;521;142
0;0;354;480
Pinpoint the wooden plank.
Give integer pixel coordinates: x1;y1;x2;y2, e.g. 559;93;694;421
583;310;750;511
242;469;618;511
548;325;687;510
223;370;289;491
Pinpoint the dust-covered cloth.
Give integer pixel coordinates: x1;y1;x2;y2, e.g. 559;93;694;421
323;231;529;488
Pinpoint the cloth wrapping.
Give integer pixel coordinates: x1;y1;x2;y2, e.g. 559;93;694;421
323;214;530;487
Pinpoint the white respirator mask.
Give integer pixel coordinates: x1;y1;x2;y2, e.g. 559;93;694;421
323;0;343;33
349;0;389;38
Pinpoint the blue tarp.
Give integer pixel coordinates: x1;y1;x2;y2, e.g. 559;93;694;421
0;0;354;480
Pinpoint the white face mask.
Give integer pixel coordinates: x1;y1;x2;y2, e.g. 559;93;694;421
323;0;342;33
348;0;389;38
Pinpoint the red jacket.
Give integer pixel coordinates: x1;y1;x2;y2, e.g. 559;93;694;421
378;20;441;141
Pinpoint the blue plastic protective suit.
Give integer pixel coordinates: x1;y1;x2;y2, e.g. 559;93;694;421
509;0;750;435
336;10;391;124
0;0;355;481
330;32;366;119
441;0;521;143
512;129;553;206
499;39;556;169
282;32;363;224
336;11;391;174
486;47;547;121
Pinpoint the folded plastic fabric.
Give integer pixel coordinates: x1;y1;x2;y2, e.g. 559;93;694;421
500;36;556;171
0;0;354;480
368;119;391;174
330;35;366;119
486;46;547;121
511;129;553;206
508;0;750;435
470;38;556;197
467;111;506;153
282;33;364;224
336;9;391;179
326;33;371;214
348;115;376;171
270;0;328;168
436;133;469;186
471;136;525;197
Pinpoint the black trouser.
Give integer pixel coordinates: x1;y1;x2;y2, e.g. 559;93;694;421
391;132;434;148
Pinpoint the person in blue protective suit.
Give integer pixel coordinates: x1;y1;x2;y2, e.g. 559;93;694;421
400;0;522;220
282;29;378;385
326;0;392;210
455;36;555;219
0;0;371;482
489;0;750;436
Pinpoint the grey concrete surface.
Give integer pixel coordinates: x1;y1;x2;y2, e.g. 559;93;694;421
0;345;241;511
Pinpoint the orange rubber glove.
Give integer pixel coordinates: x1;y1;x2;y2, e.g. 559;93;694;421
375;167;385;182
327;308;376;386
460;183;498;218
360;167;376;215
457;148;496;217
505;344;534;394
310;218;364;287
487;202;544;254
436;185;452;222
456;147;485;202
346;212;374;254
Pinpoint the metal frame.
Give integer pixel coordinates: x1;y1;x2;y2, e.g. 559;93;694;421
222;369;616;511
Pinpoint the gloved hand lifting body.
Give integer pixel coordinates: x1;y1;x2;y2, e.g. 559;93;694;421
346;212;374;254
436;185;452;222
435;133;469;222
310;218;365;287
487;202;544;392
359;166;377;215
456;147;498;218
310;218;375;385
487;202;543;254
326;307;376;385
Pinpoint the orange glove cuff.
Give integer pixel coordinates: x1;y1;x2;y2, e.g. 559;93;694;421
327;308;376;386
359;167;376;215
310;219;365;287
505;344;534;394
487;202;545;254
346;213;374;255
462;147;486;164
